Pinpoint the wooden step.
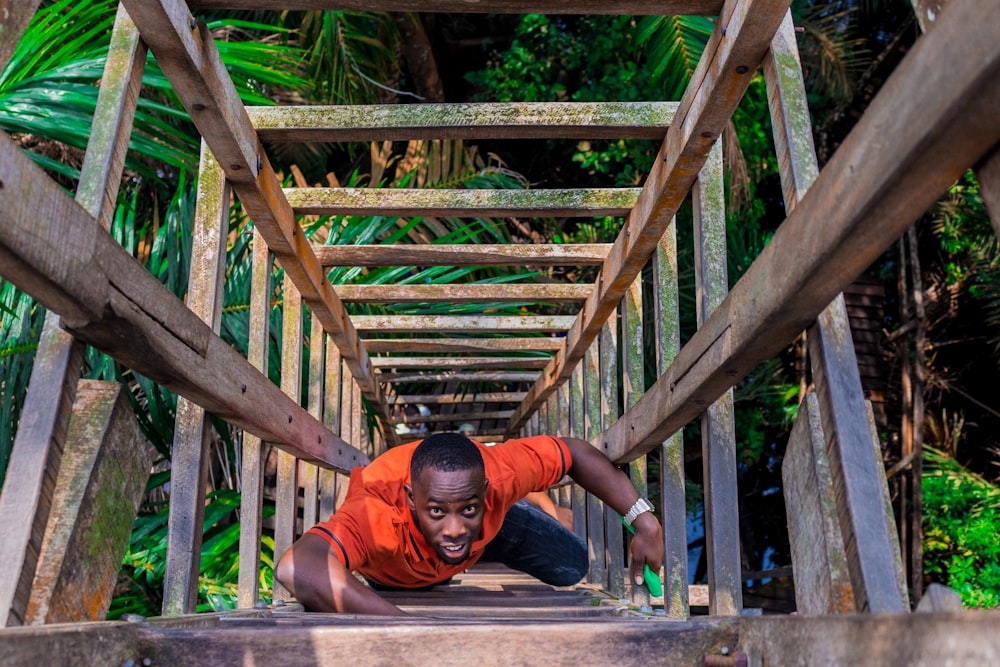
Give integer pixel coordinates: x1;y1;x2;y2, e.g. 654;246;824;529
189;1;724;16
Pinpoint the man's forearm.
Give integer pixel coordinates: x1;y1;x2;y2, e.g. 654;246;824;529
562;436;644;517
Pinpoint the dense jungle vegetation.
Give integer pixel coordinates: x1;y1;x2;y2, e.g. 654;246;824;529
1;0;998;614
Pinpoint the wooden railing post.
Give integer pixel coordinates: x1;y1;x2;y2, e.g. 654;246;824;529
623;276;650;606
583;340;608;589
600;312;626;597
569;364;588;542
320;337;343;520
162;145;230;615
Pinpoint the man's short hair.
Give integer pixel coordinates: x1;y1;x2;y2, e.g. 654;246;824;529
410;432;485;480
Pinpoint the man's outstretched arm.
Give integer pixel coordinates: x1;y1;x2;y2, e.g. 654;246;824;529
561;436;664;587
275;533;407;615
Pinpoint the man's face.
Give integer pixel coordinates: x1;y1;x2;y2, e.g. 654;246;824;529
406;466;487;564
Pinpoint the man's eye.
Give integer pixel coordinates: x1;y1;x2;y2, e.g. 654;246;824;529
463;505;479;515
428;507;444;517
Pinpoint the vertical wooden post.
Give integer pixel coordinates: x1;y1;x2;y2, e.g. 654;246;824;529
320;337;343;520
272;280;303;602
163;146;230;616
237;228;271;609
583;340;607;589
623;276;650;606
694;141;742;616
765;12;907;613
301;316;326;533
599;312;626;597
341;365;355;445
0;6;144;626
569;363;588;541
655;216;689;619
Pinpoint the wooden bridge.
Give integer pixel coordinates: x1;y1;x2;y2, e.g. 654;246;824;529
2;0;1000;664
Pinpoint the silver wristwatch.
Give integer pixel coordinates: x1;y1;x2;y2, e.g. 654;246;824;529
623;497;655;527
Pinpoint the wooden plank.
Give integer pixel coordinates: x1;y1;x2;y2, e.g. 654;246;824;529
352;315;576;333
583;340;608;589
314;244;610;268
24;381;154;624
599;313;626;598
371;357;549;370
397;410;514;425
765;12;906;615
0;136;368;472
286;187;640;218
163;146;229;616
378;371;539;383
237;229;271;609
391;392;527;405
654;215;689;620
364;338;563;353
319;336;342;520
118;0;394;443
508;0;794;434
979;149;1000;241
569;363;588;541
781;392;855;615
335;284;592;304
694;141;742;616
599;0;1000;463
189;0;726;15
302;316;327;532
273;278;304;602
0;8;143;625
248;102;677;142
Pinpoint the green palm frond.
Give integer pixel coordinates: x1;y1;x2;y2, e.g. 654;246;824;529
635;15;714;100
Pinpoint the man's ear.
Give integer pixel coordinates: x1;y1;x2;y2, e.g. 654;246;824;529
404;483;415;511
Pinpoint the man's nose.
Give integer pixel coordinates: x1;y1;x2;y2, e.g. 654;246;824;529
442;515;466;539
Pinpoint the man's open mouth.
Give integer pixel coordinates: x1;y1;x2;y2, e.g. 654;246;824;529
440;543;468;559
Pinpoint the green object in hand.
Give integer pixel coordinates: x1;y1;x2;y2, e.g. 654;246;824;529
621;516;663;597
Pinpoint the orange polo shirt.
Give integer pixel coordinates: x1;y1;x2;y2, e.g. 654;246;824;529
305;435;571;588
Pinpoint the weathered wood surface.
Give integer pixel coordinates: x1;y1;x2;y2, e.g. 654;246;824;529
600;0;1000;463
597;314;626;598
237;229;271;609
189;0;725;15
583;340;608;589
379;371;539;383
0;135;368;472
286;187;639;217
569;364;588;542
352;315;575;334
398;410;514;425
391;393;527;405
364;338;562;353
371;357;549;370
0;0;43;72
24;381;154;625
248;102;676;142
335;284;591;304
693;141;742;617
782;392;855;615
164;146;229;616
314;243;609;267
508;0;794;434
118;0;394;442
915;583;962;613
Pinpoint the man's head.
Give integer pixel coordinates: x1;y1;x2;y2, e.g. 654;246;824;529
405;433;487;564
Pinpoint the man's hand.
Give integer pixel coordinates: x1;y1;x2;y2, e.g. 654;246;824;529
628;511;664;587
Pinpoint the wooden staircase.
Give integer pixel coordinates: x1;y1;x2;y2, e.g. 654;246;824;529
2;0;1000;664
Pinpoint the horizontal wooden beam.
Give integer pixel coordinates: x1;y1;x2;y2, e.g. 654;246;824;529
379;371;539;383
353;315;575;333
248;102;676;142
371;357;550;370
398;410;514;424
286;188;639;218
601;0;1000;462
508;0;794;434
118;0;395;444
189;1;724;15
364;337;564;353
335;284;591;304
0;133;367;472
392;392;527;405
315;244;609;268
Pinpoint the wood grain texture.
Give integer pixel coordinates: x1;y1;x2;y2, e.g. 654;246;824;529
508;0;793;435
314;243;609;267
583;341;608;589
391;392;527;405
0;0;43;72
335;283;591;304
353;315;575;333
25;381;154;624
371;357;549;370
0;134;366;472
599;0;1000;463
248;102;677;142
378;371;539;383
285;187;639;217
782;392;855;615
189;0;725;15
364;337;563;353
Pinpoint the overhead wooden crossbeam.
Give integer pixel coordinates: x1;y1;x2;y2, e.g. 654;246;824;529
507;0;795;435
364;338;563;353
248;102;676;142
379;371;539;383
398;410;514;424
315;244;609;267
353;315;575;334
600;0;1000;462
335;284;591;304
286;188;639;218
188;1;725;15
117;0;396;444
392;393;528;405
371;357;550;370
0;135;367;472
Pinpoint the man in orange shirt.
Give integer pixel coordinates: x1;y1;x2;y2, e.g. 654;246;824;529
276;432;663;615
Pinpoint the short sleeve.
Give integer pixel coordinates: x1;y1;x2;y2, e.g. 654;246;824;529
306;495;395;571
486;435;572;498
